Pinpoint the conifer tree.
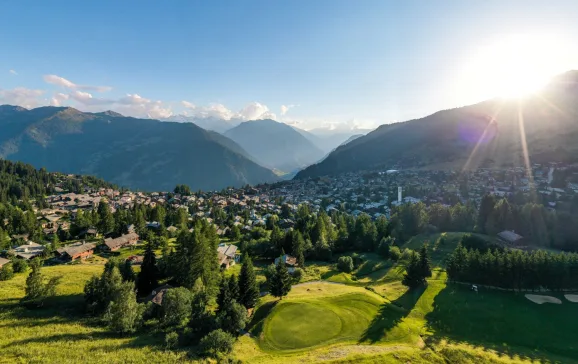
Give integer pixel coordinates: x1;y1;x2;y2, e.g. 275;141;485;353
270;256;292;299
402;253;424;289
418;244;432;279
137;243;159;296
228;274;239;302
120;259;136;282
238;255;259;309
216;275;232;315
292;231;305;267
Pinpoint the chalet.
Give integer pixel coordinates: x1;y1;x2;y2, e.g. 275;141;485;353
78;227;98;239
145;284;173;306
13;241;45;260
0;257;10;269
103;233;139;252
56;242;96;261
497;230;524;245
274;254;298;273
217;243;239;269
126;255;144;265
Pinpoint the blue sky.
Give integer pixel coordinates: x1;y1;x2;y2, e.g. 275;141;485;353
1;0;578;129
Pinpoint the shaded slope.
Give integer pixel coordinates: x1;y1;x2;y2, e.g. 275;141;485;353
0;106;278;191
225;119;325;172
296;71;578;179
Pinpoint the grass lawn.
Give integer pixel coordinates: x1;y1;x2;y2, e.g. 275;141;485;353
425;284;578;361
0;265;191;364
247;282;418;354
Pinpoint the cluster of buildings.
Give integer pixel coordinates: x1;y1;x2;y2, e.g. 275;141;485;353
4;161;577;268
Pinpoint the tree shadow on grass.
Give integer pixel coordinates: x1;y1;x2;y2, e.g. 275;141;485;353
359;285;425;344
247;300;278;337
424;284;578;363
0;293;86;320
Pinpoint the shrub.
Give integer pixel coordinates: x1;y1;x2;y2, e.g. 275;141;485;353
217;301;249;334
351;253;364;268
401;248;415;261
291;267;304;283
337;256;354;273
0;263;14;281
12;258;28;273
164;331;179;350
200;329;235;357
389;246;402;261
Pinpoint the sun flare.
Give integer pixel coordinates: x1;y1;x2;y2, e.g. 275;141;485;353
459;34;575;99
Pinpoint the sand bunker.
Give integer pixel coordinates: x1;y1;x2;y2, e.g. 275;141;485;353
564;294;578;303
525;294;562;304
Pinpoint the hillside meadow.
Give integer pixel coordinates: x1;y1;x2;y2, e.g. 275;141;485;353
2;240;578;364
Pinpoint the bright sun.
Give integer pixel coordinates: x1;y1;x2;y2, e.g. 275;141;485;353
459;34;576;99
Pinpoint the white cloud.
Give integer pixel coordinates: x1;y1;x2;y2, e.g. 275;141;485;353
238;102;276;120
9;69;17;75
181;100;196;109
280;104;296;116
50;92;69;106
192;103;235;119
0;87;44;108
114;93;172;119
43;74;112;93
69;90;112;105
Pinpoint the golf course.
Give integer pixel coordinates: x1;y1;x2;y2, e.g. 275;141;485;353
2;232;578;363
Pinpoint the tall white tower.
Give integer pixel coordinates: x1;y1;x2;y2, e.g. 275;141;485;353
398;186;402;204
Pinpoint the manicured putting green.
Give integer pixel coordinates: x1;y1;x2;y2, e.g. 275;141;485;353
258;283;404;351
267;302;342;349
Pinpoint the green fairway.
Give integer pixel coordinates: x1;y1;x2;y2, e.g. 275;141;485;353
426;284;578;361
251;282;416;352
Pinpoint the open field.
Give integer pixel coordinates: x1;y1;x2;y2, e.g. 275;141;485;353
0;265;192;364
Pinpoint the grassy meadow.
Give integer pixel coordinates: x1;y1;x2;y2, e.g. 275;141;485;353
2;233;578;363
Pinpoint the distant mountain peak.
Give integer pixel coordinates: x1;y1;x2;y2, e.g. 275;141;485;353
94;110;124;117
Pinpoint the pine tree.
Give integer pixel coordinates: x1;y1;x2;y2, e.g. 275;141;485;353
402;253;424;289
120;260;136;282
238;255;259;309
270;256;292;299
228;274;240;302
97;201;115;234
137;243;159;296
418;244;432;279
292;231;305;267
216;276;232;315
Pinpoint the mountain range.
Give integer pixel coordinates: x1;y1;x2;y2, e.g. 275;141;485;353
224;119;325;173
296;71;578;179
0;105;279;191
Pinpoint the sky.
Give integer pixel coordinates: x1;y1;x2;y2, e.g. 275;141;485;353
1;0;578;130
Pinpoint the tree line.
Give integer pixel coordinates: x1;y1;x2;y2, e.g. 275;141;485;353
446;242;578;290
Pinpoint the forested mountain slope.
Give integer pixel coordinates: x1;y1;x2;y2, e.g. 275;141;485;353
0;106;278;191
296;71;578;179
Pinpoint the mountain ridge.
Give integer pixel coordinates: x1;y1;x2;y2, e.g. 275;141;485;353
224;119;325;173
296;71;578;179
0;105;279;191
